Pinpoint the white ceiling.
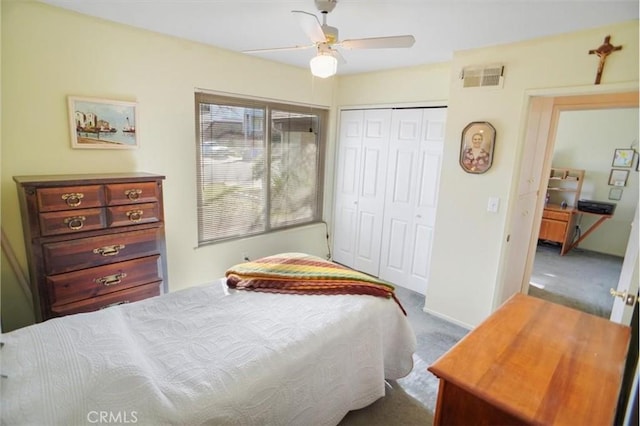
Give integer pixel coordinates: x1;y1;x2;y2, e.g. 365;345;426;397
39;0;638;75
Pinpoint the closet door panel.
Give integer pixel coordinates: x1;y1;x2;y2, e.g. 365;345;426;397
380;108;446;295
407;109;446;292
332;109;391;275
379;109;422;288
386;218;409;272
332;203;357;263
332;110;363;267
390;151;415;203
410;224;432;279
353;110;391;275
355;211;378;266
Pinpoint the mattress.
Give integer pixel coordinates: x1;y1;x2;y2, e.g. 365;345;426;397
1;278;416;425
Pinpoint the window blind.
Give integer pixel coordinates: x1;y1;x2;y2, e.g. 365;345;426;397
195;93;326;245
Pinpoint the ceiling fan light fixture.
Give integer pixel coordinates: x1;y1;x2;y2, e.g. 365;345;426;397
309;53;337;78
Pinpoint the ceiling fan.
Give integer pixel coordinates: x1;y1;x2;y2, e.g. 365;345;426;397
242;0;416;78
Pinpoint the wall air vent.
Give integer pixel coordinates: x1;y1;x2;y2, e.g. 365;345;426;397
460;64;504;88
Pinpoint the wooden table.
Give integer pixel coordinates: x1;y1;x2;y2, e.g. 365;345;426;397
428;294;630;425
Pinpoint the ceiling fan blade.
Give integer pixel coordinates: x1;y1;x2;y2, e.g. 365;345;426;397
339;35;415;50
243;44;314;54
292;10;327;43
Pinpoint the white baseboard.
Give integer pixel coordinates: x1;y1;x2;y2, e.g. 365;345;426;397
422;305;473;331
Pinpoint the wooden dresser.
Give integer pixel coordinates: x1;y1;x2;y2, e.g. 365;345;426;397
428;294;630;425
14;173;167;322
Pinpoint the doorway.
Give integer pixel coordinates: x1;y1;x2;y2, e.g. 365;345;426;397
529;106;638;318
503;91;639;322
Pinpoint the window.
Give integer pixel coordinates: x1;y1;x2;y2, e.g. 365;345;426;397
195;92;327;245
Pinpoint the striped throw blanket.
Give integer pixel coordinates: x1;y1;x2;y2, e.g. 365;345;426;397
226;252;406;315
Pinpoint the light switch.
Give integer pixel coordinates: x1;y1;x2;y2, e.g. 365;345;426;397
487;197;500;213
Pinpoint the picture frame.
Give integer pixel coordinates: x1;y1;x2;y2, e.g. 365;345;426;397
68;96;138;149
459;121;496;174
608;187;623;201
608;169;629;186
611;148;634;168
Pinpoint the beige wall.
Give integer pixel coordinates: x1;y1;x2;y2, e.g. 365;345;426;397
2;1;638;331
1;2;335;331
335;21;638;328
428;22;638;327
553;108;639;256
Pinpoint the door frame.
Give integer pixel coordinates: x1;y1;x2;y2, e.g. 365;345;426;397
515;90;638;323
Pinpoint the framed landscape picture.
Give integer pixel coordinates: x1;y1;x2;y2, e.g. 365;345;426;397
68;96;138;149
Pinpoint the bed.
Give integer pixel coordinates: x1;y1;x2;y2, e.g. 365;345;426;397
1;253;416;425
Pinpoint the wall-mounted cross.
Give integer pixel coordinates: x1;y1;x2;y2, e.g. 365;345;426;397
588;35;622;85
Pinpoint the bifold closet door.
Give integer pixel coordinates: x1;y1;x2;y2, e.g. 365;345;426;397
379;108;446;295
332;109;391;276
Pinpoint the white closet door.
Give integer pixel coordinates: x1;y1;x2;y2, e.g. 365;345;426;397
380;108;446;294
332;109;391;276
353;109;391;275
332;110;364;267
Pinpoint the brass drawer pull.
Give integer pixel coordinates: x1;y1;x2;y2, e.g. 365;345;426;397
63;216;86;230
94;272;127;286
61;192;84;207
125;189;142;201
99;300;130;310
126;209;144;222
93;244;125;257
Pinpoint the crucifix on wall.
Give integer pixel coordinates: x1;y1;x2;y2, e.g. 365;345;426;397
588;35;622;85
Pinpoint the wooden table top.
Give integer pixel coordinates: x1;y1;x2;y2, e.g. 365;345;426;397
428;293;631;425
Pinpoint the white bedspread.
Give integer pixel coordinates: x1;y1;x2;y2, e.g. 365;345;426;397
1;279;416;426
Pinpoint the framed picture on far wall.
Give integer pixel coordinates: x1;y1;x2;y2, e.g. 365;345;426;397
611;148;634;168
459;121;496;174
608;187;623;201
68;96;138;149
608;169;629;186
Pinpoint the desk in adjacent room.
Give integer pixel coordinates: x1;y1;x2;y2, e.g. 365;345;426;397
539;204;612;255
428;293;630;425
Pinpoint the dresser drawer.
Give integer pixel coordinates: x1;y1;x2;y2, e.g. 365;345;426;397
43;227;162;275
51;281;161;317
47;255;162;306
107;202;160;227
37;185;104;212
39;208;106;236
542;209;571;221
105;181;160;205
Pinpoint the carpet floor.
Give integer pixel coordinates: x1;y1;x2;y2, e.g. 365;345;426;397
528;241;623;318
